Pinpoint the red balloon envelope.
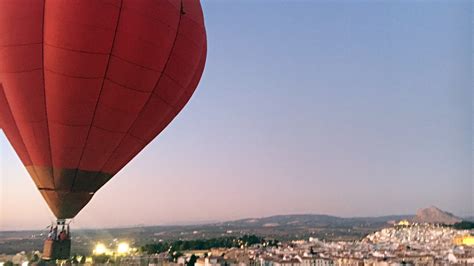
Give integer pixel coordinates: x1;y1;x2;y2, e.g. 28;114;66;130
0;0;207;219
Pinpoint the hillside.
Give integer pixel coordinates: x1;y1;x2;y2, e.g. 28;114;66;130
221;214;411;228
411;206;462;225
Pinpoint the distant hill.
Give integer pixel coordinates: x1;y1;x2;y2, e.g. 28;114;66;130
219;214;412;229
411;206;461;225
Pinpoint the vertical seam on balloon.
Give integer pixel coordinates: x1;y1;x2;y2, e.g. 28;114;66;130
42;0;56;190
94;0;185;177
173;42;207;111
122;73;205;183
0;85;37;181
70;0;124;191
126;41;207;162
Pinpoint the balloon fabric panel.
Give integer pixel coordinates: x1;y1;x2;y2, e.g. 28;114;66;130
0;0;207;219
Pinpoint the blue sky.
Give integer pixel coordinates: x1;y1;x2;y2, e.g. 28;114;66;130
1;0;472;229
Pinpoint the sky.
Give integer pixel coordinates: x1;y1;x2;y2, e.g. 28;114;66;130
0;0;472;230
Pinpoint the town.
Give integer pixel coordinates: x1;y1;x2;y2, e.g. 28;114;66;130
1;221;473;265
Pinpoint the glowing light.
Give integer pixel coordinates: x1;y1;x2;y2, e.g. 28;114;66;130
397;220;410;226
93;243;108;255
454;235;474;246
463;236;474;246
117;242;130;255
21;262;28;266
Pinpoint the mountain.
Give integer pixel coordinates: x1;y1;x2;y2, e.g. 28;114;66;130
219;214;412;229
411;206;461;225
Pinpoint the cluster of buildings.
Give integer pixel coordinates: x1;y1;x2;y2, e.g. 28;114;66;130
139;222;474;265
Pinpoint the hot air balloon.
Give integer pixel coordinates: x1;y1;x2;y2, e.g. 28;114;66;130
0;0;206;259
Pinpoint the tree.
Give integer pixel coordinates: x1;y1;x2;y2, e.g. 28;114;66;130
187;254;198;266
29;254;40;263
171;251;183;262
453;221;474;230
71;255;79;264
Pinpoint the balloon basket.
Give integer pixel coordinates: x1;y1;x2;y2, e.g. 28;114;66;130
42;239;71;260
42;219;71;261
